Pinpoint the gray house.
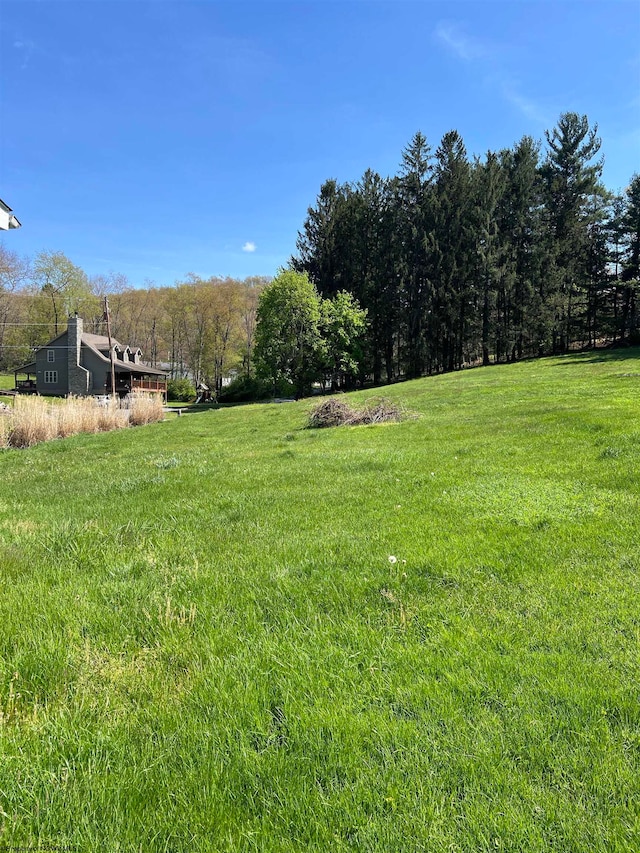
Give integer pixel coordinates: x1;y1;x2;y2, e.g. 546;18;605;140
15;315;167;397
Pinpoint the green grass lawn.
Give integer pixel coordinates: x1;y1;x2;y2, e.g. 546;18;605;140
0;350;639;852
0;373;18;403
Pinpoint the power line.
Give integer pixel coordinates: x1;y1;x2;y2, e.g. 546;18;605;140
0;292;121;298
0;342;111;349
0;322;107;327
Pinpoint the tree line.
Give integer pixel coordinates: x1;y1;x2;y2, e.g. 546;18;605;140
291;112;640;382
2;111;638;399
0;248;267;394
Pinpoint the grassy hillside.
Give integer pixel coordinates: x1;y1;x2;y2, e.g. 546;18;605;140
0;350;639;852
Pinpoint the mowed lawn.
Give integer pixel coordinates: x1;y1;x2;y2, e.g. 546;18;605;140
0;350;639;852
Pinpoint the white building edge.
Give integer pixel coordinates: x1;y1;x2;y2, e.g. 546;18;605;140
0;199;21;230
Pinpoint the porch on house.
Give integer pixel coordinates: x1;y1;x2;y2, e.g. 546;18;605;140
14;365;37;394
131;376;167;394
110;373;168;398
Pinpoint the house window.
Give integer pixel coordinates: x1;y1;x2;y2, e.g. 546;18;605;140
47;349;55;362
44;370;58;384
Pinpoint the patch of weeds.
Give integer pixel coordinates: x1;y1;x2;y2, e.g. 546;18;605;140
389;701;420;721
601;446;622;459
113;473;167;495
252;702;289;751
599;435;640;461
153;455;180;469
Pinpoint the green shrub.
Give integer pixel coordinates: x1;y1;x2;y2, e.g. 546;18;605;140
218;375;295;403
167;379;196;402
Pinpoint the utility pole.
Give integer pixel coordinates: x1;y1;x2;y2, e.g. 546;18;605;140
104;296;116;397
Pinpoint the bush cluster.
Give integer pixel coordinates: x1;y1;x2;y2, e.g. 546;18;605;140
306;397;410;429
167;379;196;402
218;375;295;403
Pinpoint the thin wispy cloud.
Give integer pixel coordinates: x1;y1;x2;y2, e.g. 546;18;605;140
434;20;547;125
435;22;485;62
500;82;550;125
12;32;76;69
242;242;256;253
14;39;35;70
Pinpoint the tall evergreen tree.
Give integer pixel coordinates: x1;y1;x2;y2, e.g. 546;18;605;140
582;189;614;346
396;132;434;377
540;112;603;351
292;179;351;296
474;151;507;365
350;169;399;382
618;173;640;340
496;136;544;360
433;130;474;371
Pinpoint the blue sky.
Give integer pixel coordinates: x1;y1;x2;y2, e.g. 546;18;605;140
1;0;639;287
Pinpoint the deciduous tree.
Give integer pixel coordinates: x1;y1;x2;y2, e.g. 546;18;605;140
255;270;323;397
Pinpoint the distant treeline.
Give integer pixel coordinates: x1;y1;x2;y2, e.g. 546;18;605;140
291;113;640;382
0;252;268;393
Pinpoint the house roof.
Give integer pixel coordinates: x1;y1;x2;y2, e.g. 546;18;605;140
82;332;122;352
100;360;168;376
80;333;168;375
14;327;168;377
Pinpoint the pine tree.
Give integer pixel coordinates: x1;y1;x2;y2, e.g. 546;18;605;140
474;151;507;365
540;113;603;351
619;173;640;340
292;179;351;295
496;137;544;360
350;169;399;383
396;132;434;378
433;130;475;371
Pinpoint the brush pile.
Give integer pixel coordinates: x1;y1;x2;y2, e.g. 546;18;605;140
307;396;411;429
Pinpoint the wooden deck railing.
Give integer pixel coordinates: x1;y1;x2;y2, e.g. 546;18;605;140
130;378;167;392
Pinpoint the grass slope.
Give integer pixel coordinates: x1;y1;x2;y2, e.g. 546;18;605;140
0;351;639;852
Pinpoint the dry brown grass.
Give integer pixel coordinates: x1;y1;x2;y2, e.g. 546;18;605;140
75;397;102;434
0;410;10;448
56;397;92;437
127;392;164;426
55;400;80;439
97;398;129;432
1;393;164;449
307;396;412;429
9;397;57;447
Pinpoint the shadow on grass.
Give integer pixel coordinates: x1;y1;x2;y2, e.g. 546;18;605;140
545;345;640;367
166;399;298;415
